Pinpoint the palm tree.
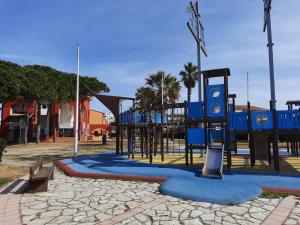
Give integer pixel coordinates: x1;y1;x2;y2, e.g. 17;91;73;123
179;62;198;102
135;87;155;110
144;71;181;106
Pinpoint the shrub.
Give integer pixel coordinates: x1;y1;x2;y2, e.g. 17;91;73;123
0;138;7;162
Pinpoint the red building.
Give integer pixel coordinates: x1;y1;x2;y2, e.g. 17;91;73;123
0;97;90;143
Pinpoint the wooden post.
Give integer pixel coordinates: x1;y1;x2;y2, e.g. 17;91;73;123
127;125;131;158
166;124;169;154
161;107;165;162
247;102;255;168
149;120;153;164
145;111;149;159
225;73;231;170
116;116;120;155
120;125;123;155
132;123;135;159
184;101;189;167
272;101;280;172
141;126;144;158
154;124;158;156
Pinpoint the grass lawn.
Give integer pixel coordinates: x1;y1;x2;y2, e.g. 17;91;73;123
0;177;11;188
261;191;300;199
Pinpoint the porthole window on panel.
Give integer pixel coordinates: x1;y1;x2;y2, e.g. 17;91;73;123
211;104;221;114
211;89;221;98
256;114;269;126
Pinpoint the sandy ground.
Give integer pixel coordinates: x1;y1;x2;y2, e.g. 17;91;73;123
0;137;297;179
0;137;116;179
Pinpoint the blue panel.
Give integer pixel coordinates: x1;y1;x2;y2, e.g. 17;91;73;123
206;84;225;118
277;110;300;129
134;113;141;124
124;111;129;124
163;113;168;124
210;129;223;141
148;111;163;124
156;112;168;124
128;111;133;123
188;102;204;119
188;128;205;145
251;111;273;130
229;112;248;130
141;113;146;123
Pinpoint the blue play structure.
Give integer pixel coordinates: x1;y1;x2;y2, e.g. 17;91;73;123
119;111;168;125
118;68;300;174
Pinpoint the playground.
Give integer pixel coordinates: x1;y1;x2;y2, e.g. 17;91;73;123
57;66;300;205
55;0;300;207
1;0;300;224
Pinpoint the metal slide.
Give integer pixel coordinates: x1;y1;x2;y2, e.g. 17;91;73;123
202;145;224;179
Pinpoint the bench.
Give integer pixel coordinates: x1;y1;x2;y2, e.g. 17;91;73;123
27;160;54;192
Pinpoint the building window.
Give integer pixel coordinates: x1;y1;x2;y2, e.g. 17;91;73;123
11;103;26;114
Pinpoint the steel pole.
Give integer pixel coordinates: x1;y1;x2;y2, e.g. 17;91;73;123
266;10;276;110
247;72;249;103
162;73;164;106
196;2;202;102
74;44;80;158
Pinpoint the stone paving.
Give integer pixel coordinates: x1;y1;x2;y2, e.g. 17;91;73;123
0;193;22;225
284;200;300;225
19;171;299;225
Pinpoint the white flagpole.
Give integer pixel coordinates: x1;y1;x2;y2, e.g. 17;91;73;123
74;44;80;158
161;73;164;106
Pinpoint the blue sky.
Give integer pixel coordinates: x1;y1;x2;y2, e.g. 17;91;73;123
0;0;300;112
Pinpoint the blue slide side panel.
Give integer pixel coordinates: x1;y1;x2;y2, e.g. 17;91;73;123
188;128;205;145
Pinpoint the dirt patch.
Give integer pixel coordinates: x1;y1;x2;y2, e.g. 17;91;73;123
0;138;116;178
261;191;300;199
0;164;28;179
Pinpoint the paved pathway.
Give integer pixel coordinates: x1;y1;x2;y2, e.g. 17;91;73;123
283;197;300;225
18;170;300;225
262;196;298;225
0;193;22;225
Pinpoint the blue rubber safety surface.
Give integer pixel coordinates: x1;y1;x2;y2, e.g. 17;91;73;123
60;153;300;204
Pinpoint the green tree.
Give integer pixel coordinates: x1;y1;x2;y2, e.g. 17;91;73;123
0;60;23;109
136;71;181;107
24;65;110;143
135;87;156;110
136;71;180;140
0;61;28;143
179;62;198;102
0;60;110;144
18;67;52;144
